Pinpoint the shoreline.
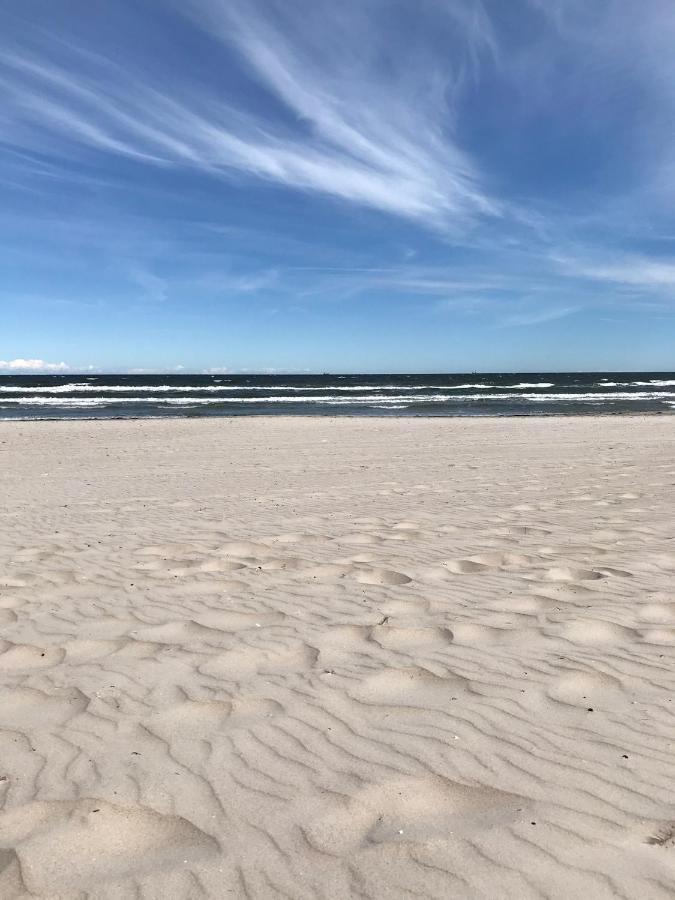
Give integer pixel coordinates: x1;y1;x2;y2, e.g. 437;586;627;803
1;407;674;424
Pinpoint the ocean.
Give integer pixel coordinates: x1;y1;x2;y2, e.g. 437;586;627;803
1;372;674;420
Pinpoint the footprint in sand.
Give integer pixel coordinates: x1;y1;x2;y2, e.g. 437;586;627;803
386;527;424;541
640;628;675;645
653;554;675;572
114;640;168;659
349;667;468;706
531;583;595;606
148;697;283;741
293;563;412;585
379;598;431;616
338;533;383;545
488;595;553;614
353;567;412;586
304;775;530;854
319;624;371;649
135;542;202;558
135;557;246;577
219;541;272;557
301;563;351;580
0;687;88;729
0;642;64;672
587;529;622;542
468;552;536;568
64;639;123;662
146;699;232;741
369;625;453;651
194;558;249;574
543;567;605;582
451;623;542;646
492;526;552;537
343;553;378;564
200;641;318;679
638;602;675;624
269;532;324;544
315;625;375;666
547;671;626;709
131;620;230;645
559;620;638;645
0;576;32;589
644;822;675;848
61;616;134;640
195;611;283;631
443;560;490;575
0;800;218;895
0;596;23;611
256;557;308;571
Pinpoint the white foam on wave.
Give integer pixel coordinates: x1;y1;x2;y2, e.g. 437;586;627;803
4;380;654;397
0;380;560;395
0;383;93;393
4;390;675;408
597;380;675;388
0;383;429;394
521;391;675;402
1;397;110;407
1;395;437;406
0;397;211;407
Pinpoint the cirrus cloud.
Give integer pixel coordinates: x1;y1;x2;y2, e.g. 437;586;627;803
0;0;499;230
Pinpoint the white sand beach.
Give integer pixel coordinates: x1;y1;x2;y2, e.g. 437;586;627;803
1;415;674;898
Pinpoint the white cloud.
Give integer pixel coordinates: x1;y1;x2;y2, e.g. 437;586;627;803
202;366;229;374
183;0;499;226
583;261;675;288
196;269;280;294
554;254;675;290
0;358;70;372
499;306;579;327
0;1;499;229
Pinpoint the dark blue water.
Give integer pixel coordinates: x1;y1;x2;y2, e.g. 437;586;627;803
1;373;674;419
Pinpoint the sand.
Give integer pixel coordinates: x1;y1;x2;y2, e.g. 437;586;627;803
0;415;674;898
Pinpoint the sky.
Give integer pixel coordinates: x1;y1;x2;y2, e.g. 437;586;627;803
1;0;675;374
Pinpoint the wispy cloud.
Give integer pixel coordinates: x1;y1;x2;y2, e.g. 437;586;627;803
498;306;579;327
554;254;675;290
0;1;500;229
183;0;499;225
196;269;280;295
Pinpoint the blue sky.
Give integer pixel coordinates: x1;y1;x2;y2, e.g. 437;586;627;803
1;0;674;373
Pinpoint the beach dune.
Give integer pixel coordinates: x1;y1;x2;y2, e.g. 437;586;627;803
0;416;674;898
